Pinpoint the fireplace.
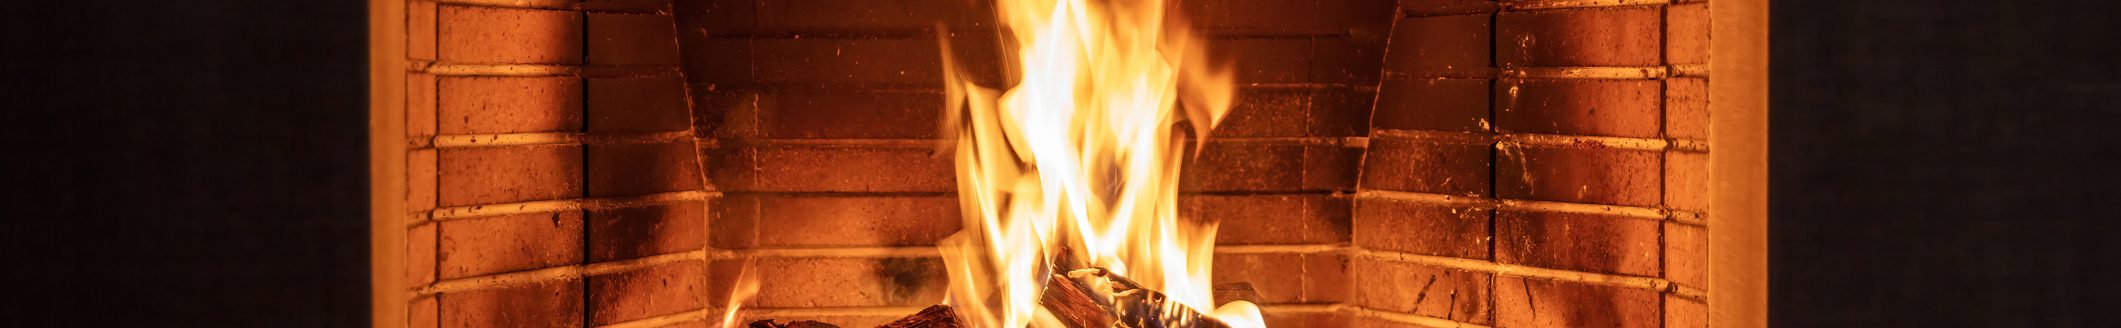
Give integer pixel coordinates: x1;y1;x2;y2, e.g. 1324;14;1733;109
367;0;1766;327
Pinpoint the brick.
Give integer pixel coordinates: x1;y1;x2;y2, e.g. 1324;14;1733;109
408;222;437;286
1665;295;1707;328
1180;0;1396;34
1212;88;1372;138
1665;222;1708;289
1352;197;1490;260
409;0;437;61
1493;277;1660;328
1383;13;1491;76
1497;7;1661;67
1666;151;1709;211
1214;38;1385;84
1373;78;1490;132
1495;209;1660;276
737;38;1005;85
438;76;584;135
588;201;707;262
685;0;993;33
1398;0;1499;16
1216;90;1311;137
1358;137;1492;196
409;149;438;212
1666;78;1709;139
1214;252;1348;304
715;194;960;248
408;72;437;137
1667;3;1710;65
750;90;945;139
1495;144;1660;206
730;257;949;308
438;278;585;328
1352;258;1492;324
588;262;709;325
1186;194;1350;245
411;295;438;328
709;145;954;193
438;211;585;278
439;5;583;65
1495;79;1661;138
678;37;752;86
1262;311;1347;328
1309;89;1377;137
588;13;681;66
587;141;704;197
588;77;691;133
438;145;584;206
1183;143;1355;192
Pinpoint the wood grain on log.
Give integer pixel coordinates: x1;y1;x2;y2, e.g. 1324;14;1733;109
877;305;965;328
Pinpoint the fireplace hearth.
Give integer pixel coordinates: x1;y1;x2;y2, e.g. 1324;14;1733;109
368;0;1766;327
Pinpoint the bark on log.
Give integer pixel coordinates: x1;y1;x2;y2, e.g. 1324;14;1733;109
746;319;842;328
877;305;965;328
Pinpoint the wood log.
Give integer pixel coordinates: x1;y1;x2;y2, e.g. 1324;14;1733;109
1041;273;1116;328
746;319;842;328
877;304;965;328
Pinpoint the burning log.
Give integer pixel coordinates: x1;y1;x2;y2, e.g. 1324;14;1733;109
877;305;966;328
747;320;842;328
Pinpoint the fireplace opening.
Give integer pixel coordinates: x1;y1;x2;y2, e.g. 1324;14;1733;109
372;0;1763;327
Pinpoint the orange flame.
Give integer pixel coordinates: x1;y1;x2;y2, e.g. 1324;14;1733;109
937;0;1257;327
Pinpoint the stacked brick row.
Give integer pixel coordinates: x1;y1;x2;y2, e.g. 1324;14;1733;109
1348;0;1711;327
402;0;714;327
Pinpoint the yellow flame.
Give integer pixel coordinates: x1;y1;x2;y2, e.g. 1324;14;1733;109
937;0;1257;327
717;261;760;328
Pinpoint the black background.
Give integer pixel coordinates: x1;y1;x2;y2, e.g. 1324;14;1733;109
2;0;2119;326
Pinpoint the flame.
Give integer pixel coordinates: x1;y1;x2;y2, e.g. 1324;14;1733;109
717;261;760;328
936;0;1257;326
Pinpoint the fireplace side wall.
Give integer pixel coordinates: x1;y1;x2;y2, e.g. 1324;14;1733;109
398;0;715;327
1354;0;1714;327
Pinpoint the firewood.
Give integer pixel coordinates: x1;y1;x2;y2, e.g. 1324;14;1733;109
1041;273;1117;328
747;319;841;328
877;304;965;328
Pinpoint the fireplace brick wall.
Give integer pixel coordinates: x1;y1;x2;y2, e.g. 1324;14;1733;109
391;0;1715;327
401;1;715;327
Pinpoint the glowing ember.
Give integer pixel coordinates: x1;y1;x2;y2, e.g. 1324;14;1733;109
936;0;1254;326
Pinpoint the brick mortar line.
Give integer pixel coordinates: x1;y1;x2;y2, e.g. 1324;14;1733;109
1503;66;1668;80
433;0;670;13
1372;129;1708;152
1386;65;1706;80
434;0;577;11
1353;248;1676;293
418;63;681;78
411;249;705;297
1342;304;1495;328
596;308;710;328
1501;0;1671;11
427;131;692;148
419;190;716;223
1357;190;1675;221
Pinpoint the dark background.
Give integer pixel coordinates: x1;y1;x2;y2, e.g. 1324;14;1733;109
0;1;371;326
1771;0;2121;326
2;0;2118;326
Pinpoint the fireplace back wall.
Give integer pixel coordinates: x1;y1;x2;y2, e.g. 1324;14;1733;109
386;0;1722;327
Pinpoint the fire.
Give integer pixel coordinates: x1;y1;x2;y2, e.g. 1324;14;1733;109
936;0;1255;326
